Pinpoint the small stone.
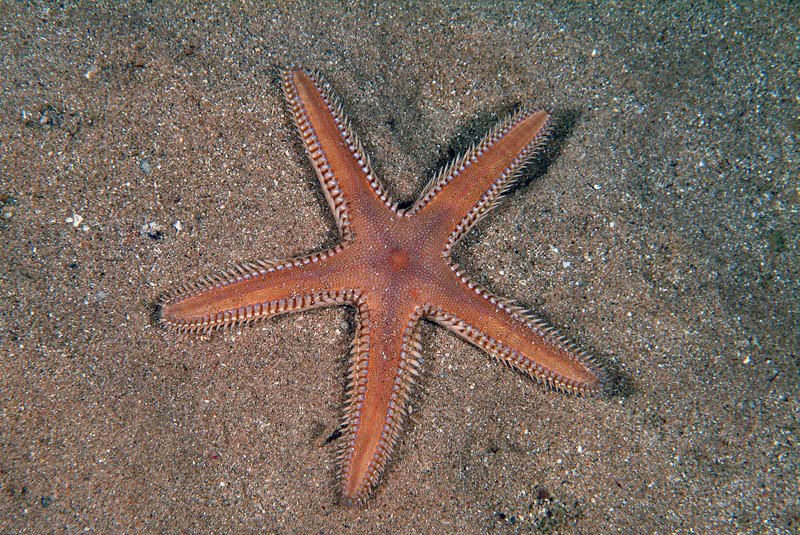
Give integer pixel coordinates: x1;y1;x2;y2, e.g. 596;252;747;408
142;221;164;240
85;63;100;79
66;214;83;228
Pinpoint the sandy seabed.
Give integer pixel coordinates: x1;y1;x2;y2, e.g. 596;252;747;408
1;2;798;534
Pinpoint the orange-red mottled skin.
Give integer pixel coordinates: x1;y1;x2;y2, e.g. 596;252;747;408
158;68;605;504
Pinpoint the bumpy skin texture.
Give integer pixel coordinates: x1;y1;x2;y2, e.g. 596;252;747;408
158;68;605;504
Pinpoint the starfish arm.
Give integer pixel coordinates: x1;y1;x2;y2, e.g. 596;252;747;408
284;68;397;240
337;299;425;504
425;270;604;394
410;107;553;254
158;246;356;333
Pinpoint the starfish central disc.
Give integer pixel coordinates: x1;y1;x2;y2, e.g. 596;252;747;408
388;249;410;271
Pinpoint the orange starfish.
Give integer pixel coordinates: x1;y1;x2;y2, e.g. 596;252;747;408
158;67;604;503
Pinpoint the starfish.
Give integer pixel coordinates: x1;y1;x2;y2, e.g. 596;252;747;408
158;67;604;504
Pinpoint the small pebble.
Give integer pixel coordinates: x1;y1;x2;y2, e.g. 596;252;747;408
85;63;100;79
142;221;164;240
